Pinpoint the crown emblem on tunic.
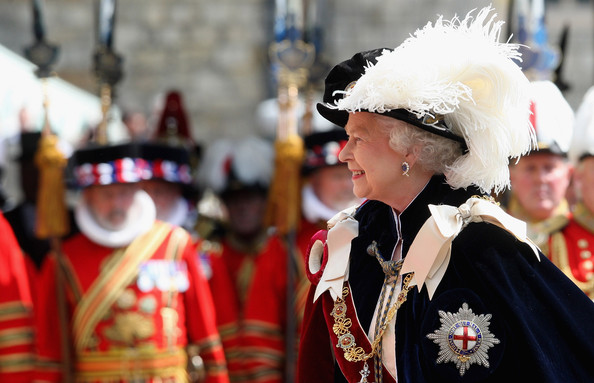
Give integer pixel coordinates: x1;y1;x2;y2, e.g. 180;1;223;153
426;302;500;376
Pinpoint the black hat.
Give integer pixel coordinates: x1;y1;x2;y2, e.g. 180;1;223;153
141;90;202;198
138;142;193;185
137;141;200;199
69;142;143;188
302;129;348;175
314;7;535;195
317;49;386;128
316;49;467;148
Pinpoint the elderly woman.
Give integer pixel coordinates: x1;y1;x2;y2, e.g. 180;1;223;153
298;7;594;383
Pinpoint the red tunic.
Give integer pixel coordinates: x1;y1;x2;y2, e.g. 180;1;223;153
0;212;35;382
549;203;594;298
201;233;288;383
295;218;325;328
35;221;229;383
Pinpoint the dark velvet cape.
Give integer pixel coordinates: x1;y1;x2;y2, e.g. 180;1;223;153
298;175;594;382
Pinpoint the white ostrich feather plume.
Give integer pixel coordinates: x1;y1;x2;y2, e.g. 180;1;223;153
570;86;594;164
231;136;275;189
336;6;536;194
198;138;235;193
198;136;274;194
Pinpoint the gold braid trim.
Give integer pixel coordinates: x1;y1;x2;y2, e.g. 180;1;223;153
217;322;239;339
243;319;283;339
0;326;34;349
193;334;224;353
0;352;36;372
0;302;32;321
75;347;187;382
332;273;414;363
573;203;594;234
72;222;171;352
550;232;594;298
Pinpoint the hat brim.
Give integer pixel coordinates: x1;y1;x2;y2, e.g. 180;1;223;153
317;103;349;127
531;142;567;157
317;103;467;150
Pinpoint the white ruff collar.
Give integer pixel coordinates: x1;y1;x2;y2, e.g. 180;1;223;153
302;184;342;223
76;189;156;248
160;197;189;227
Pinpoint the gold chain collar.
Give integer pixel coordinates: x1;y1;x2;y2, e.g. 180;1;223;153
331;273;414;363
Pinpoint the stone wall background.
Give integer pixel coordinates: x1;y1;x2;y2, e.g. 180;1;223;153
0;0;592;145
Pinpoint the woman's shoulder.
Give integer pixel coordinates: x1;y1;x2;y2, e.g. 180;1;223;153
355;199;392;223
453;221;538;265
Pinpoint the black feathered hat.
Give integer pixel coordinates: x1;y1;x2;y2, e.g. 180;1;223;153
316;49;467;148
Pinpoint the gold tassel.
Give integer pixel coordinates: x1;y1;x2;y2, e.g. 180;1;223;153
265;134;305;236
34;133;70;239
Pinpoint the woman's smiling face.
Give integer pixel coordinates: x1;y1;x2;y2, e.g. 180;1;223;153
339;112;405;204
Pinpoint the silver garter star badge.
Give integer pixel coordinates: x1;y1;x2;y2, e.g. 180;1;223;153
426;303;500;376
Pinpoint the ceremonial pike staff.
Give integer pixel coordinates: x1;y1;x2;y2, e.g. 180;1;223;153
93;0;123;145
301;0;329;136
267;0;315;381
512;0;570;90
24;0;72;381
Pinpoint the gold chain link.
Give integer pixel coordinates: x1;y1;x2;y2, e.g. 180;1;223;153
331;273;414;362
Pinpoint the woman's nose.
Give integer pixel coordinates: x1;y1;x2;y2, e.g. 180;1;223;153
338;140;352;162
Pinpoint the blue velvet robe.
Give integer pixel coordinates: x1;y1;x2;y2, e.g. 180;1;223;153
298;175;594;382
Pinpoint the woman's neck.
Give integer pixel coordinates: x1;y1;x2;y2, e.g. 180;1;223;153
386;173;433;214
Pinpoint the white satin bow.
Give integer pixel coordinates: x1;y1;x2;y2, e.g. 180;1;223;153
401;197;540;299
313;206;359;302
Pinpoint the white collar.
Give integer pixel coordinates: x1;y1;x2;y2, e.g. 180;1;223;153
160;197;189;228
302;184;340;223
76;189;156;248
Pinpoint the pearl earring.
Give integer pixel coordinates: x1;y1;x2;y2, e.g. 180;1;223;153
401;161;410;177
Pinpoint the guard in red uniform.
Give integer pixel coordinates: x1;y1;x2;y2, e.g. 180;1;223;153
507;81;575;254
549;86;594;298
196;136;288;382
35;142;228;383
296;129;360;322
0;212;35;382
139;90;202;233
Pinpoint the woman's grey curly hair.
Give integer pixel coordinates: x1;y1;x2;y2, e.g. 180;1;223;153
386;120;464;176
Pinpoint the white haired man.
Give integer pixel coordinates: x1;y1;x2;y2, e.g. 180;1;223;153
35;143;228;382
548;86;594;299
507;80;575;255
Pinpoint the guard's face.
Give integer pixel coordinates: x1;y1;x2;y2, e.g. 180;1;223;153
84;183;139;230
309;165;359;211
339;112;404;204
509;153;572;221
141;179;183;221
223;190;268;239
575;157;594;213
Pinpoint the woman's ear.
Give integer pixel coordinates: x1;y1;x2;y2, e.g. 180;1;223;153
404;145;422;168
